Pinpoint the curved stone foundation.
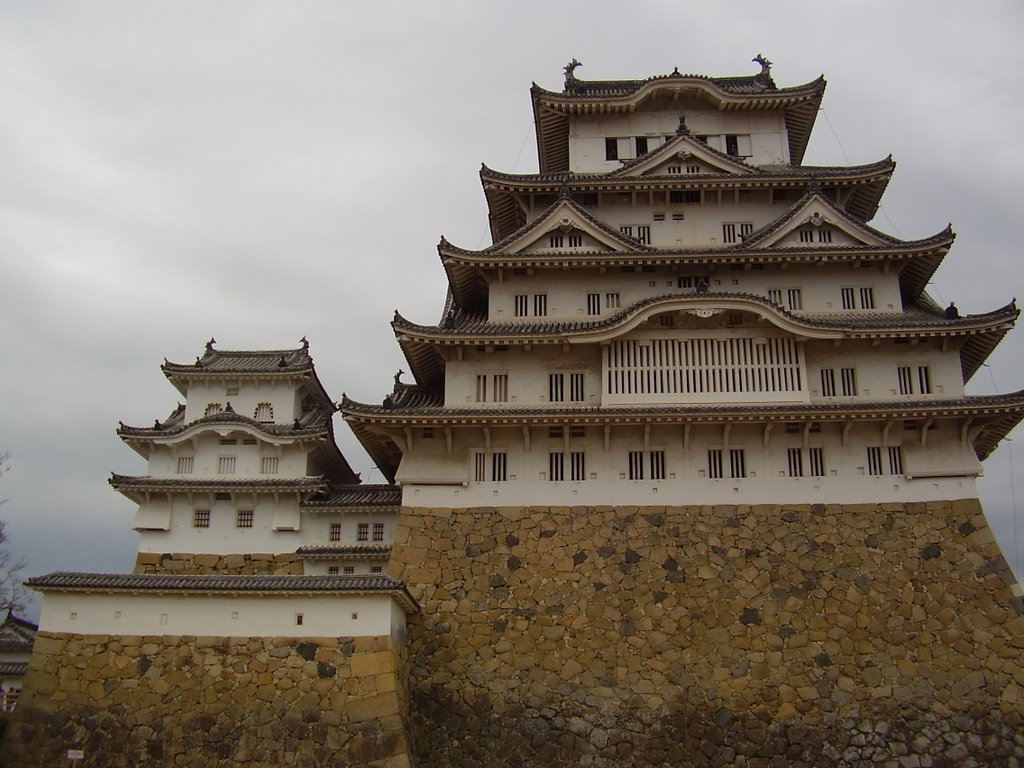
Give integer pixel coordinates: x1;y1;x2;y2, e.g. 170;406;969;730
0;633;413;768
390;499;1024;767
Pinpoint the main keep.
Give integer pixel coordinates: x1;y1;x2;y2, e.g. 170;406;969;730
10;60;1024;767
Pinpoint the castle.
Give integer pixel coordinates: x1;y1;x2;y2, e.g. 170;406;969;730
5;59;1024;767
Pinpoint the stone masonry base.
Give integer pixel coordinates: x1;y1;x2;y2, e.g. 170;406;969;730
390;499;1024;767
0;633;413;768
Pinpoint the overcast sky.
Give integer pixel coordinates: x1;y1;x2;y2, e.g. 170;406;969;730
2;1;1023;618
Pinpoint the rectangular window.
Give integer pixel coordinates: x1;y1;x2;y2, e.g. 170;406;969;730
635;136;648;156
372;523;385;541
329;523;341;541
570;451;586;481
605;137;619;161
650;451;666;480
786;288;802;311
549;452;565;482
799;228;814;243
475;374;487;402
587;293;601;315
549;373;565;402
569;373;585;402
176;457;194;475
218;456;236;475
569;425;585;438
841;368;857;397
533;294;547;316
568;234;582;248
474;452;486;482
787;447;804;477
707;449;723;479
605;292;620;308
343;566;355;575
686;164;700;174
768;288;783;306
820;368;837;397
260;456;279;475
917;366;932;395
619;225;633;238
729;449;747;479
818;229;833;243
514;294;528;317
667;165;682;174
722;223;753;244
193;509;210;528
898;366;914;395
859;287;875;309
328;566;339;575
670;191;700;204
866;446;884;476
841;287;856;310
888;446;904;475
357;523;369;542
493;374;508;402
637;225;651;245
371;566;383;574
491;452;507;482
628;451;644;480
808;447;826;477
549;235;563;248
723;134;752;157
236;510;253;528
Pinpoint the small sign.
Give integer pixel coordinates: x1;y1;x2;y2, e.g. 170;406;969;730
66;749;84;760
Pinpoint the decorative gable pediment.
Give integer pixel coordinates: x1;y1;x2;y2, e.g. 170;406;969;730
615;134;754;178
499;198;641;255
745;192;897;250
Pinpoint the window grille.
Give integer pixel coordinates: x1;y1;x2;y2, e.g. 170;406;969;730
604;337;804;398
570;452;586;481
667;165;682;174
218;456;236;475
533;294;547;316
328;566;339;575
820;369;837;397
549;374;565;402
818;229;833;243
841;368;857;396
841;288;856;309
193;509;210;528
260;456;279;474
476;375;487;402
799;228;814;243
330;523;341;542
474;452;486;482
917;366;932;395
587;293;601;315
514;295;528;317
628;451;644;480
177;457;193;474
491;453;507;482
568;234;583;248
888;446;904;475
373;523;385;541
637;226;651;245
787;448;804;477
898;366;914;395
787;289;802;310
236;510;254;528
493;374;508;402
808;448;826;477
569;373;585;401
650;451;666;480
707;449;723;479
620;225;633;238
549;235;564;248
357;523;369;542
343;566;354;575
859;287;875;309
549;452;565;482
866;447;884;475
729;449;746;478
605;292;620;309
686;165;700;174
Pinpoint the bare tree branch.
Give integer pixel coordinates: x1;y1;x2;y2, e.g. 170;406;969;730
0;453;26;613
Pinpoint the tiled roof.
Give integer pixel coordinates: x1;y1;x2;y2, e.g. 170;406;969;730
0;614;36;652
341;391;1024;462
0;662;28;677
533;69;824;100
118;405;334;439
396;293;1015;339
28;572;419;612
296;545;392;559
109;474;329;503
302;484;402;508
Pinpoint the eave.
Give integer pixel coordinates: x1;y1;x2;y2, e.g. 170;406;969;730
109;474;329;504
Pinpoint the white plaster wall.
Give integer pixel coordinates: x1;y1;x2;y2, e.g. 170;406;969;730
568;110;789;172
807;340;966;400
38;591;403;638
182;379;305;424
300;509;399;547
488;262;903;322
397;421;982;507
148;436;311;478
137;495;303;552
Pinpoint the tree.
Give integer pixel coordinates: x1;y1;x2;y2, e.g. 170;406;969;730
0;453;26;614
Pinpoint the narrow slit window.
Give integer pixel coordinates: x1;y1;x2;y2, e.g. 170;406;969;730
898;366;914;395
729;449;747;479
549;373;565;402
514;295;528;317
707;449;723;480
808;448;826;477
372;523;385;541
474;452;486;482
357;523;369;542
533;294;547;316
329;523;342;541
570;451;586;481
787;448;804;477
820;368;836;397
177;456;194;475
628;451;644;480
549;452;565;482
888;446;904;475
867;446;884;476
493;374;508;403
840;368;857;396
587;293;601;315
650;451;666;480
492;453;508;482
917;366;932;395
260;456;279;474
218;456;236;475
569;373;584;402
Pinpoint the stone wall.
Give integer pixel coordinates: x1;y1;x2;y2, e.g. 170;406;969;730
135;551;303;575
0;633;414;768
389;499;1024;767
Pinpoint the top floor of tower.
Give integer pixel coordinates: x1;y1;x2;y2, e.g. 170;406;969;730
531;57;824;174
